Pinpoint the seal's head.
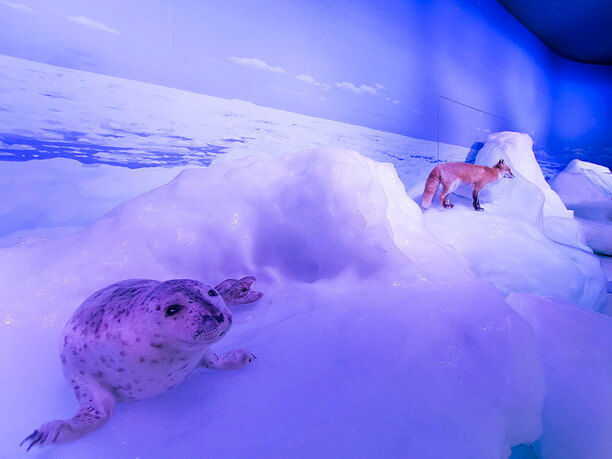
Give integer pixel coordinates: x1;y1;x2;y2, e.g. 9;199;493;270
141;279;232;346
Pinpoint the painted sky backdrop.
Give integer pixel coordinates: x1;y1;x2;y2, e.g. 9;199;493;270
0;0;414;135
0;0;610;163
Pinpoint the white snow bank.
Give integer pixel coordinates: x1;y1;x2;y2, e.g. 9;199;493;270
508;293;612;458
550;159;612;216
474;132;572;219
0;159;196;247
549;159;612;255
562;158;611;175
0;148;546;457
423;201;606;310
573;218;612;256
600;255;612;316
561;159;612;196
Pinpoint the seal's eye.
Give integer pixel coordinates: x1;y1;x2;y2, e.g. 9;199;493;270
208;289;218;297
165;304;183;317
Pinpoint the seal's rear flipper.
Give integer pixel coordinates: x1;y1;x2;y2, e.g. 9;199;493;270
215;276;263;306
21;376;115;449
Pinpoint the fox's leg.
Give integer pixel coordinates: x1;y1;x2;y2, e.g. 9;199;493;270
472;187;484;211
198;348;256;370
439;185;454;208
21;374;115;449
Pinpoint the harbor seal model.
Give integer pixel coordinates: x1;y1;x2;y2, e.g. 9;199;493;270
21;276;263;450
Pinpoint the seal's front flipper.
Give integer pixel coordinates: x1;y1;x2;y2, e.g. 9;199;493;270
198;348;256;370
21;375;115;449
215;276;263;306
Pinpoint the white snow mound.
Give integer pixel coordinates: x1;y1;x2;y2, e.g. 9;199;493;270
0;148;546;457
420;132;606;310
0;158;196;247
422;202;606;310
474;131;572;219
549;159;612;255
508;293;612;458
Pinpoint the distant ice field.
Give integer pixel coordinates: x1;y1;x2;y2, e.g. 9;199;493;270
0;54;564;176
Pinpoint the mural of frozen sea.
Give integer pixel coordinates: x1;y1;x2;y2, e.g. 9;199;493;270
0;53;466;170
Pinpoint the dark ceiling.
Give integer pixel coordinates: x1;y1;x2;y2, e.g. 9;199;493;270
497;0;612;65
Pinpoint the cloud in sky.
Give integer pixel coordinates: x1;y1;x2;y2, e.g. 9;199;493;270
335;81;382;96
229;57;286;74
335;81;361;94
0;1;35;13
231;60;392;102
295;73;319;85
359;84;378;95
67;16;120;35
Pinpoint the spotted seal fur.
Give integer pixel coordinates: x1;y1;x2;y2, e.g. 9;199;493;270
21;276;262;449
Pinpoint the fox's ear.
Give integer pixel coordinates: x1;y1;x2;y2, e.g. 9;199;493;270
498;159;505;165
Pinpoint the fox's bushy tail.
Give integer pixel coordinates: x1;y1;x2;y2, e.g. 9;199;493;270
421;167;440;209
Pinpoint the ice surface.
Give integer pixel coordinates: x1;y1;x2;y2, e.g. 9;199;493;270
422;201;606;310
549;159;612;255
508;293;612;458
0;148;547;457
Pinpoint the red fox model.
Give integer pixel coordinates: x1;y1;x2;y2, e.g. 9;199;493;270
422;159;514;211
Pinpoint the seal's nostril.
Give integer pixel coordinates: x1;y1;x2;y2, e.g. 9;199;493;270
213;313;224;324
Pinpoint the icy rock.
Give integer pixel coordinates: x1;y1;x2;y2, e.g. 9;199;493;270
508;293;612;458
549;159;611;255
0;148;546;457
549;159;611;219
561;158;611;176
574;218;612;255
474;132;572;219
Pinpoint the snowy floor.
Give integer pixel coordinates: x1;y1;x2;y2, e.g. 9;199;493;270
599;255;612;314
1;55;610;458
